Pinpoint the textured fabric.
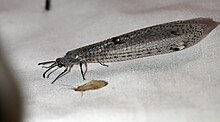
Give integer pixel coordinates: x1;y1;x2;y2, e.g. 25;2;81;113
0;0;220;122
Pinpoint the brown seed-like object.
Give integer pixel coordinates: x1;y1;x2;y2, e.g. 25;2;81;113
73;80;108;92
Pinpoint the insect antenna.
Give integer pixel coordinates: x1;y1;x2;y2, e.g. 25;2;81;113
51;67;68;84
38;61;55;65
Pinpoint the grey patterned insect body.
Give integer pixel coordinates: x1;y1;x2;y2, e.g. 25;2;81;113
38;18;219;84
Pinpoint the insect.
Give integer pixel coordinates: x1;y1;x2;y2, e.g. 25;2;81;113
38;18;219;84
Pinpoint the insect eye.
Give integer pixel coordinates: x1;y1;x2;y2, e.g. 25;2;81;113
58;64;63;67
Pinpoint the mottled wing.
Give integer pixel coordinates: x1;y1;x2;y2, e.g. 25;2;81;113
78;18;219;63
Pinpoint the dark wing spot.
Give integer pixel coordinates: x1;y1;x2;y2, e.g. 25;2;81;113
170;47;180;51
112;37;125;44
170;31;181;36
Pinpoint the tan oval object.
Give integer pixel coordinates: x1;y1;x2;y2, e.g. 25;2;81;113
73;80;108;92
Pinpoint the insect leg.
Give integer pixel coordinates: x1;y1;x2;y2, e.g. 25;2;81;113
83;62;88;76
80;62;86;80
46;67;59;78
51;67;68;84
42;66;52;68
51;65;73;83
42;63;57;78
97;60;109;67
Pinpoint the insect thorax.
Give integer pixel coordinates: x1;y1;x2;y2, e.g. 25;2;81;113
64;51;82;65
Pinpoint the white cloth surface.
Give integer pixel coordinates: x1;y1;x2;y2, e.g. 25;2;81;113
0;0;220;122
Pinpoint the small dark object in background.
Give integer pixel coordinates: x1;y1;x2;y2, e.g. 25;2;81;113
45;0;51;11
